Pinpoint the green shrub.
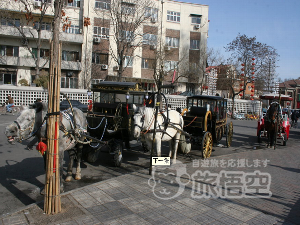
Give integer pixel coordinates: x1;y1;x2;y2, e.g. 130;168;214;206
18;78;29;86
33;74;49;89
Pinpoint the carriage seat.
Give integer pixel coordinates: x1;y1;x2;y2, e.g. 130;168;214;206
189;106;207;117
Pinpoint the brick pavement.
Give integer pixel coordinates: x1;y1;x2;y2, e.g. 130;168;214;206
1;138;300;224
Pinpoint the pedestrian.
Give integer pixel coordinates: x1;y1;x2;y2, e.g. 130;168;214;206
5;95;14;113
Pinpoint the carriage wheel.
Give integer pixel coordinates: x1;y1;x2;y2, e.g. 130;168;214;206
201;132;213;159
112;139;123;167
86;147;100;163
226;122;233;147
216;127;222;143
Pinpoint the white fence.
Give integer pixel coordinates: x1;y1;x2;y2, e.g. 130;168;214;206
162;94;187;111
226;98;262;114
1;86;262;115
0;86;89;106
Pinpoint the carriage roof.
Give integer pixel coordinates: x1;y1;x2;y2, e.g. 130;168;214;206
187;95;225;101
91;81;147;94
259;94;293;101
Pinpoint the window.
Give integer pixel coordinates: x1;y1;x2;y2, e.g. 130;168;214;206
124;56;133;67
165;37;179;48
120;30;134;42
145;7;158;20
1;18;20;27
191;16;201;24
93;26;109;38
190;39;200;50
121;2;135;15
92;53;108;64
67;0;80;7
64;24;80;34
95;0;110;10
62;51;79;61
32;48;50;58
34;21;51;31
91;79;104;84
141;58;155;69
186;83;195;94
0;46;19;57
143;33;157;45
164;61;178;72
0;73;17;85
35;0;52;3
167;11;180;22
61;77;78;88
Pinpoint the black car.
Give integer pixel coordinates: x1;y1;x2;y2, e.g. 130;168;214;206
60;100;88;113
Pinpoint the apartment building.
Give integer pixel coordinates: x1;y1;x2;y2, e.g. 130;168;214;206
0;0;209;93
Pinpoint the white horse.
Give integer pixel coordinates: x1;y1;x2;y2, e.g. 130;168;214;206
4;102;87;191
133;106;184;164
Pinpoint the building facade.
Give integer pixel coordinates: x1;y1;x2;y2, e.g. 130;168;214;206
0;0;209;93
279;79;300;109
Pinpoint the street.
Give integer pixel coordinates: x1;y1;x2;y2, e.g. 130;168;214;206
1;113;299;216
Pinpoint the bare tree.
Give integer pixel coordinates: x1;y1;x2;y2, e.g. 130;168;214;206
174;47;224;94
1;0;54;81
107;0;155;81
225;33;279;98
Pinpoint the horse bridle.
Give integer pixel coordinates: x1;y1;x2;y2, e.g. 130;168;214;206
133;112;145;131
13;119;35;142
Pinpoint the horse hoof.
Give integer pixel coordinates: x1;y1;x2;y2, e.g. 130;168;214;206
65;176;72;182
75;174;81;180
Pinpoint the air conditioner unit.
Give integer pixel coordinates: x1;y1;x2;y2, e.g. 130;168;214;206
66;71;73;77
164;46;171;51
151;17;157;23
101;65;108;70
195;24;201;29
94;37;101;43
150;45;157;50
113;66;120;71
21;38;28;46
34;1;41;7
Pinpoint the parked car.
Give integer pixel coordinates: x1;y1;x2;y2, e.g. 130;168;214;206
235;113;245;120
60;100;88;113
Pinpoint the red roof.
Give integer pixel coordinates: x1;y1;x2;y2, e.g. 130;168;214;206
259;94;293;101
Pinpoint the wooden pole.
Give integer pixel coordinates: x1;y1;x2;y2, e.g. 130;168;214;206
44;0;63;214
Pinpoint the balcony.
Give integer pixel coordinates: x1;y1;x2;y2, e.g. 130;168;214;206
0;26;83;44
0;56;82;71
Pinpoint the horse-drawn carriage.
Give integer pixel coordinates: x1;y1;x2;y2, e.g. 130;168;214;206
257;94;292;147
180;95;233;158
85;81;151;166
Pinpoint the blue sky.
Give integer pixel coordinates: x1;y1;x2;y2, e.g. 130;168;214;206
189;0;300;80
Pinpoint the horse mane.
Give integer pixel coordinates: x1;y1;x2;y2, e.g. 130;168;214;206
18;108;36;122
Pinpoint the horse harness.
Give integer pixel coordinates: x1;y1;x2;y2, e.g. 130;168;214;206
137;110;182;138
13;120;36;142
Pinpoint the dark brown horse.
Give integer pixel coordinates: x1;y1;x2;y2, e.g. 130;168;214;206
264;102;279;148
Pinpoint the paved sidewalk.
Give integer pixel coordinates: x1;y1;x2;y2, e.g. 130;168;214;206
1;141;300;225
